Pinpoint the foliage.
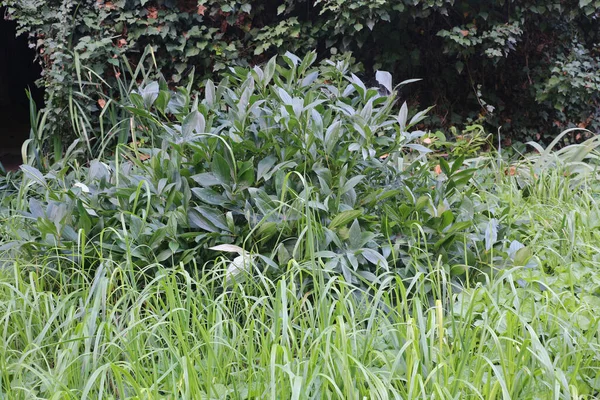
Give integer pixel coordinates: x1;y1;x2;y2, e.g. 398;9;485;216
2;0;599;143
536;42;600;135
2;255;600;398
0;47;600;397
0;52;534;293
424;124;492;159
2;143;600;397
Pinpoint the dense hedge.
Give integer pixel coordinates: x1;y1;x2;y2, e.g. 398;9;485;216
2;0;600;143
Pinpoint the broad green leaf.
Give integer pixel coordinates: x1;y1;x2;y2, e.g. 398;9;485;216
138;81;159;109
263;56;277;86
182;110;206;137
349;73;366;97
156;249;173;262
188;208;219;232
277;87;293;105
212;152;232;185
357;270;379;283
256;221;278;241
329;210;363;230
341;175;365;195
21;165;46;186
375;70;393;94
29;198;45;218
192;188;227;205
484;218;499;251
301;71;319;88
205;79;216;106
237;160;255;186
325;120;342;153
209;244;246;255
155;90;170;114
195;206;230;231
314;250;338;258
397;102;408;131
348;219;362;250
283;51;301;66
361;248;388;269
440;210;454;230
257;156;277;182
415;195;430;211
409;106;433;126
191;172;221;187
514;246;533;266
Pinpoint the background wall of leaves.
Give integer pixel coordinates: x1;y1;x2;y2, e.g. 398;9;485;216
2;0;599;143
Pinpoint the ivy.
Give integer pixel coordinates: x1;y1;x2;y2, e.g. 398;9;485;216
2;0;599;143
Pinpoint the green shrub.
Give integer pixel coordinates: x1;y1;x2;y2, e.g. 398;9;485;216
2;0;599;144
2;52;527;289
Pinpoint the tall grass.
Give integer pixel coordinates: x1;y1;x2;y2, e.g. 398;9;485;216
2;158;600;398
1;50;599;398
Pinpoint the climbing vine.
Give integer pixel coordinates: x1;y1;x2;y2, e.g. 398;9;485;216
2;0;599;142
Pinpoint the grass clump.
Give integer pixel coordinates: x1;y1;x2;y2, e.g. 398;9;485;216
1;244;599;398
0;51;599;398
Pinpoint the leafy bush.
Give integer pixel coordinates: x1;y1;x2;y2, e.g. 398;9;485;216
2;0;599;144
3;113;600;397
1;52;531;290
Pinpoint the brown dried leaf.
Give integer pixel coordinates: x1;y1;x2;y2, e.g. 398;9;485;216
147;7;158;19
97;0;117;10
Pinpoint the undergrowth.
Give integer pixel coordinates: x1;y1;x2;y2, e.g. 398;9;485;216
0;51;599;398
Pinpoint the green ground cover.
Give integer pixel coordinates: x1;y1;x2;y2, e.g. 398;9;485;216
0;52;599;399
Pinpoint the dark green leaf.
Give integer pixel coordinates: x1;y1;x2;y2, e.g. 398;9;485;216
329;210;362;230
192;188;227;205
212;152;232;185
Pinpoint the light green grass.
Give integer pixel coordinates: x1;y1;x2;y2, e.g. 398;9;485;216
1;156;600;399
2;49;599;398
